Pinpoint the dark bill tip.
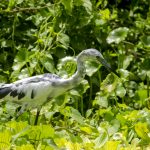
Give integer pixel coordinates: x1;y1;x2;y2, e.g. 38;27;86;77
100;58;119;77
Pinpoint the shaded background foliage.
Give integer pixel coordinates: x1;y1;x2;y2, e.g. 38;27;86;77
0;0;150;107
0;0;150;149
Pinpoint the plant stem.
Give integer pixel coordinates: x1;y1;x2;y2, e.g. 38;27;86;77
88;77;92;109
80;96;84;116
12;15;17;54
98;70;101;90
75;96;78;110
147;75;149;98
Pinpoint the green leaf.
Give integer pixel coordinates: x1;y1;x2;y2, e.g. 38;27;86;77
7;0;16;9
15;144;34;150
72;79;89;95
140;35;150;47
93;93;108;108
118;103;129;109
135;122;149;140
57;33;70;49
94;128;108;148
124;110;139;121
15;49;29;62
61;0;73;13
80;126;92;134
101;74;118;94
40;125;55;139
70;89;81;97
85;109;93;118
83;0;92;14
123;55;133;69
108;119;120;136
1;40;13;48
70;107;84;124
18;68;30;80
116;84;126;98
40;53;55;73
107;27;129;44
118;69;130;79
0;130;11;150
116;114;126;126
136;89;147;101
6;121;29;135
85;61;99;77
74;0;83;6
57;56;76;77
55;94;67;106
27;125;54;140
0;75;7;83
63;106;84;124
100;9;110;20
12;49;29;71
16;0;23;5
141;58;150;71
5;103;18;116
103;141;120;150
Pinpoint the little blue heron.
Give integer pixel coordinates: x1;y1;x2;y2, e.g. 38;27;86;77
0;48;116;125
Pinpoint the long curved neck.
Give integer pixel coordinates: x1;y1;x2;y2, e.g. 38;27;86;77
70;58;86;83
60;54;86;89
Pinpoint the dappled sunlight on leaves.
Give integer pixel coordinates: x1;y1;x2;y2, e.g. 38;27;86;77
107;27;129;44
0;0;150;149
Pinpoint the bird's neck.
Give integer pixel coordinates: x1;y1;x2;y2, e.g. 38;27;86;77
71;60;86;83
61;58;86;89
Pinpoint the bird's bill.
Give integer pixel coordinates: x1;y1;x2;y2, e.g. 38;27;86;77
100;58;119;77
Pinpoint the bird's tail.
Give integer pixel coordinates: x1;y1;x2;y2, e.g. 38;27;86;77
0;84;12;99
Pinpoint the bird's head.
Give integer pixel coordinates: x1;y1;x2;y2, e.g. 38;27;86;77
78;48;118;75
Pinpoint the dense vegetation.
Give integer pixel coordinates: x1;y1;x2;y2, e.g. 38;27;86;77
0;0;150;149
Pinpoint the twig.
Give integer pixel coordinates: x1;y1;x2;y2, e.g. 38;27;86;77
0;5;51;14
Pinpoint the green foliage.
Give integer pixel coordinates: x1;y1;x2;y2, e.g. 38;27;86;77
107;27;129;44
0;0;150;149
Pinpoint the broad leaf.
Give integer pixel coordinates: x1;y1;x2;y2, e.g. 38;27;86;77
140;35;150;47
85;61;99;77
40;53;55;73
0;130;11;149
94;128;108;148
103;141;120;150
57;56;76;77
116;84;126;98
101;73;118;94
135;122;149;140
57;33;70;49
61;0;73;13
93;93;108;108
107;27;129;44
15;144;34;150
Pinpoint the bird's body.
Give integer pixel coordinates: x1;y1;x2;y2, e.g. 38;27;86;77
0;73;83;109
0;74;61;109
0;48;114;124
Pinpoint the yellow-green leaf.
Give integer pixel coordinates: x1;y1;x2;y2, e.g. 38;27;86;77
0;130;11;150
102;140;120;150
80;126;92;134
135;122;149;139
15;144;34;150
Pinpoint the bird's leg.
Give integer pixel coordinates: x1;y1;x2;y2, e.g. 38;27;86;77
34;108;41;125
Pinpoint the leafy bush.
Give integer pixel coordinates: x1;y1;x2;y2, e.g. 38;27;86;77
0;0;150;149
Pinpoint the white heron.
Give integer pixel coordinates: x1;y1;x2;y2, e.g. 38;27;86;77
0;48;116;125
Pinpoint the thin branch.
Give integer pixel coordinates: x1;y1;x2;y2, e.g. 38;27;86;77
0;4;52;13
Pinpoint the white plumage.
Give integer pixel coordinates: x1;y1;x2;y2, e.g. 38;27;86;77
0;48;114;124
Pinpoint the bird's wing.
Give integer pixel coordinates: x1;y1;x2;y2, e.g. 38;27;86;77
0;84;13;99
0;73;61;101
14;73;61;85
